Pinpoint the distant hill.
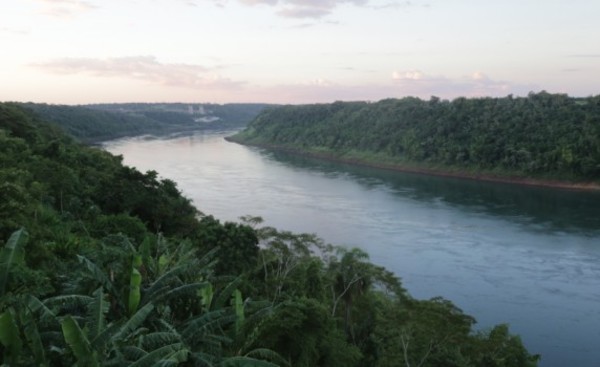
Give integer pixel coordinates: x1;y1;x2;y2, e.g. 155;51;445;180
229;92;600;185
20;102;272;143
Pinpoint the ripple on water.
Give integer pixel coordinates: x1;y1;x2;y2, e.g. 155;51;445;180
104;132;600;367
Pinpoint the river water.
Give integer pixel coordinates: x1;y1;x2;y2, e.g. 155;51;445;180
104;130;600;367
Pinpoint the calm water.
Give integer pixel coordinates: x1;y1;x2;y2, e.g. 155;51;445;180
104;130;600;367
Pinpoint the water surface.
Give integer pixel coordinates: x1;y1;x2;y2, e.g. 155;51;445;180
104;131;600;367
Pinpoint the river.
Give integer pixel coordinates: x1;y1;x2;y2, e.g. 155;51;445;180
104;130;600;367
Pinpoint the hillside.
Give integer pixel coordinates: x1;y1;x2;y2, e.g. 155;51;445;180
19;102;271;143
229;92;600;187
0;103;538;366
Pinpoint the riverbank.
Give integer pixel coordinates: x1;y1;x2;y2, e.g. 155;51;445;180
225;137;600;192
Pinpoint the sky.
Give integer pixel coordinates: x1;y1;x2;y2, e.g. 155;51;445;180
1;0;599;104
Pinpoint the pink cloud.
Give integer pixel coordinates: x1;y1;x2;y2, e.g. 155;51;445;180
33;56;244;90
391;69;536;99
392;70;425;80
277;6;331;18
247;71;536;104
33;0;98;18
206;0;392;18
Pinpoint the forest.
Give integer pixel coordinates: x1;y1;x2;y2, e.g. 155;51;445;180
19;103;270;143
230;92;600;183
0;102;539;366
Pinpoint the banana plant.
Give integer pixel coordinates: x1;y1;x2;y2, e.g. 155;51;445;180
0;294;58;367
0;309;22;365
128;254;142;316
0;228;27;298
61;315;100;367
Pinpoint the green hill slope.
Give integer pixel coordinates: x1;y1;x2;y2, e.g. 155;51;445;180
230;92;600;185
0;102;539;366
19;102;271;143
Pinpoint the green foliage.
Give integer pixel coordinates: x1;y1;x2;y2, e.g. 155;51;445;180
0;310;23;365
61;315;100;367
0;102;539;366
0;228;28;297
128;255;143;315
231;93;600;182
194;215;260;275
20;102;271;143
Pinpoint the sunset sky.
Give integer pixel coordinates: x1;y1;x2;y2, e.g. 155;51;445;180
1;0;599;104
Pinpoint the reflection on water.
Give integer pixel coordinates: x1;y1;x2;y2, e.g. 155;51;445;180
265;150;600;236
105;131;600;367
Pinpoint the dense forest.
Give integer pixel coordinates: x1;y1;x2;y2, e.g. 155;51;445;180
0;102;539;366
229;92;600;184
19;103;270;143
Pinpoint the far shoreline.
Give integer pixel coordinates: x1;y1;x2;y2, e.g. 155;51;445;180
225;137;600;192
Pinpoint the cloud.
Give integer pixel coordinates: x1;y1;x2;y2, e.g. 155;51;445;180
240;0;278;4
471;71;488;81
278;6;331;18
567;54;600;58
33;0;98;18
391;69;536;98
205;0;410;18
303;78;336;87
33;56;243;90
0;27;31;35
252;74;537;104
392;70;424;80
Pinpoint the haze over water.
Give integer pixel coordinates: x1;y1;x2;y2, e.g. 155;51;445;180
105;130;600;367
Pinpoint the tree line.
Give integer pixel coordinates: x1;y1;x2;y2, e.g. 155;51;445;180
231;92;600;182
0;103;539;366
18;102;271;143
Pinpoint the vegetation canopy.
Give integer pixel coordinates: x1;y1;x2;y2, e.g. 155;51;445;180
230;93;600;185
0;102;539;366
